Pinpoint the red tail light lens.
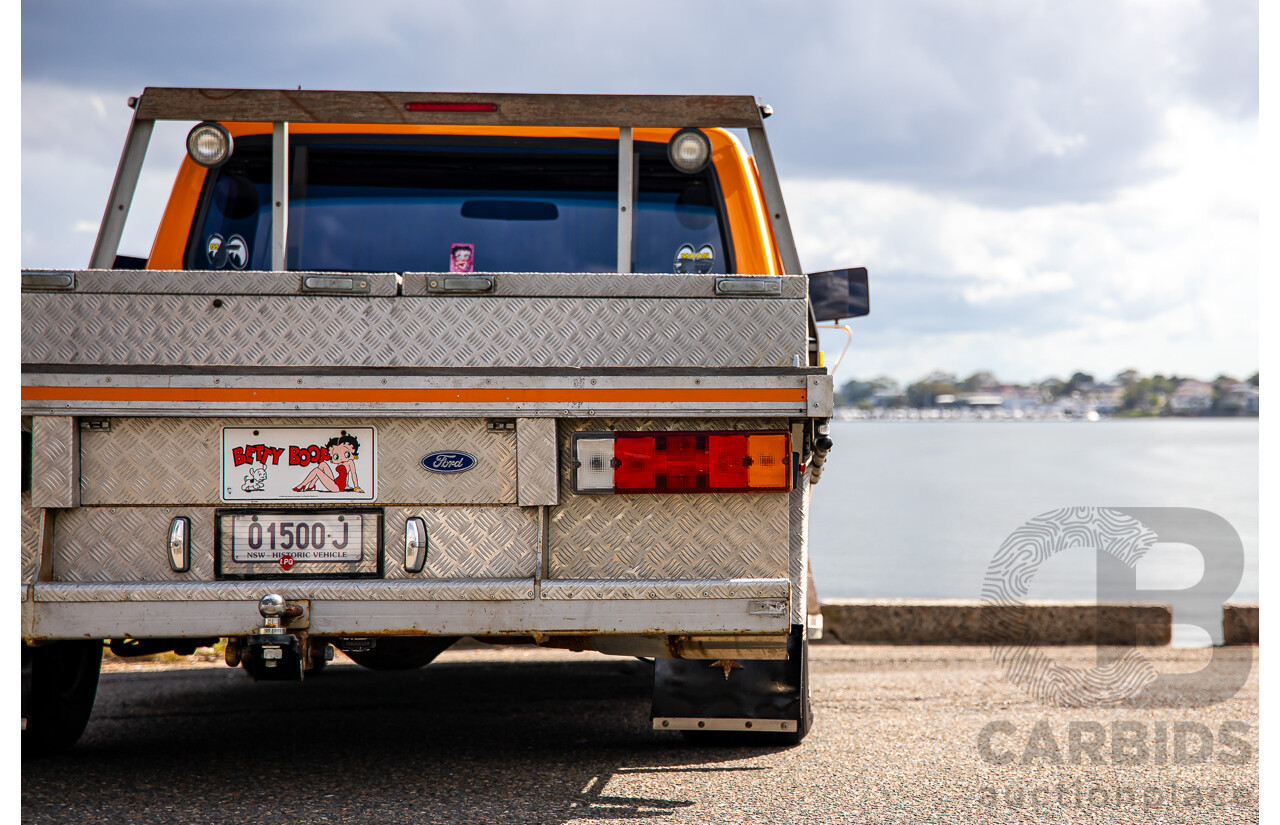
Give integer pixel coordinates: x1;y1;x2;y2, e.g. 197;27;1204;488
572;431;791;494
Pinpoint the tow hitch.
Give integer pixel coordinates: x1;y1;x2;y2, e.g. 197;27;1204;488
242;594;311;682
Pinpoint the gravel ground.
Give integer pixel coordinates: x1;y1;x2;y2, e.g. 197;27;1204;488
23;644;1258;824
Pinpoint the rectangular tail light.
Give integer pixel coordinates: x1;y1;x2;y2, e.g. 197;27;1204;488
571;431;791;494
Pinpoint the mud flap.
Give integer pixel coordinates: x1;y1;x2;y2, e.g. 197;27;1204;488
652;624;810;740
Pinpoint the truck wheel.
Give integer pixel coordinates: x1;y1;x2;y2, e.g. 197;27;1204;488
21;640;103;757
344;637;457;671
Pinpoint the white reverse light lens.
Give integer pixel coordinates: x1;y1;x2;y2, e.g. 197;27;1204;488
668;128;711;174
186;122;233;167
574;438;616;491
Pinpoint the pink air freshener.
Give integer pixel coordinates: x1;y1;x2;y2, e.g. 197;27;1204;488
450;243;475;273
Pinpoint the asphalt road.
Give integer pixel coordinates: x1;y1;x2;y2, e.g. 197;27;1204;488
22;645;1258;824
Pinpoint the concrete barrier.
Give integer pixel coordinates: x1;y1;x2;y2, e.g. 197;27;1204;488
1222;604;1258;645
819;599;1172;646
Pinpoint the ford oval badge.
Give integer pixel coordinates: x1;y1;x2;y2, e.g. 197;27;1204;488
421;451;477;474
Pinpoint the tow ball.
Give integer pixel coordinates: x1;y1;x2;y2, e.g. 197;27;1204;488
241;594;308;682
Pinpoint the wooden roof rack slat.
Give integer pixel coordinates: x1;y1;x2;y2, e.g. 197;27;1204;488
134;88;765;128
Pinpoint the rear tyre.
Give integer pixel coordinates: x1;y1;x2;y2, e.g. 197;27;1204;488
344;637;457;671
21;640;103;757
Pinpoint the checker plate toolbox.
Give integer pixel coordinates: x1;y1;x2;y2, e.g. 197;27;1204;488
21;89;867;743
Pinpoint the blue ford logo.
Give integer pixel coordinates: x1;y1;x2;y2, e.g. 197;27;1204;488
421;451;477;474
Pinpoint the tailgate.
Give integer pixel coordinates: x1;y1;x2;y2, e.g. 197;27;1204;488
22;268;828;638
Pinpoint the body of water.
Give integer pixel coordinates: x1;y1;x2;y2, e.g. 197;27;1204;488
808;419;1259;646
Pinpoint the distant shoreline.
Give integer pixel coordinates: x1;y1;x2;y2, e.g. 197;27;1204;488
833;409;1260;423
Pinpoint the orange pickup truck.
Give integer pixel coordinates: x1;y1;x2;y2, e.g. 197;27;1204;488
21;88;869;753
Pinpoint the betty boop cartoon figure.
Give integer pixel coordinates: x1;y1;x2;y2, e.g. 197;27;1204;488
293;433;362;493
450;243;474;273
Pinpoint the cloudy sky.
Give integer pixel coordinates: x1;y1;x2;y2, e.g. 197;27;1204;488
20;0;1258;386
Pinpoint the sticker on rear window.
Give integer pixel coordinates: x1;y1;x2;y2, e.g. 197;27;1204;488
224;235;248;269
674;243;714;274
206;233;248;270
206;234;225;266
450;243;475;273
694;244;714;273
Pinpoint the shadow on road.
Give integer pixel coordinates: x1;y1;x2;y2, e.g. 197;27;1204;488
23;657;785;824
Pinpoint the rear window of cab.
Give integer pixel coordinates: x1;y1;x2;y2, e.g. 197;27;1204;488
184;135;734;274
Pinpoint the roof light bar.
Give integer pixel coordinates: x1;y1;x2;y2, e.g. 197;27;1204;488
404;102;498;113
571;431;792;494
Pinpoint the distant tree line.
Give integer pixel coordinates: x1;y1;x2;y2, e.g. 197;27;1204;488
834;369;1259;415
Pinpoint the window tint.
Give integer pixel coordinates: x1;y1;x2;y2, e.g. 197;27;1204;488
186;136;733;274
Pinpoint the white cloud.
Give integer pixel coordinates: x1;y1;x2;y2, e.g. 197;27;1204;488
798;103;1257;385
21;0;1257;205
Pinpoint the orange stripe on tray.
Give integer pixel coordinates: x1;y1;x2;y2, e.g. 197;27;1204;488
22;385;806;404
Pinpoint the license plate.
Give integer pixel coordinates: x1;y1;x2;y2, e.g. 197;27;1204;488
231;513;364;563
216;509;383;579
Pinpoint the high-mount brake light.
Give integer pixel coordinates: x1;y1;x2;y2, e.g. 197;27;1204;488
185;122;233;168
667;128;712;174
404;102;498;112
571;431;791;494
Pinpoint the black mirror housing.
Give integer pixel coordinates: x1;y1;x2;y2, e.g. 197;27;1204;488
807;267;869;322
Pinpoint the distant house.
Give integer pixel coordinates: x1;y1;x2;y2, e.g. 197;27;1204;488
959;392;1004;407
1089;383;1125;414
1168;380;1214;414
1224;382;1260;414
999;386;1041;412
871;388;901;407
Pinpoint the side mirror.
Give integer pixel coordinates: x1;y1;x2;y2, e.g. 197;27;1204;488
807;267;869;322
